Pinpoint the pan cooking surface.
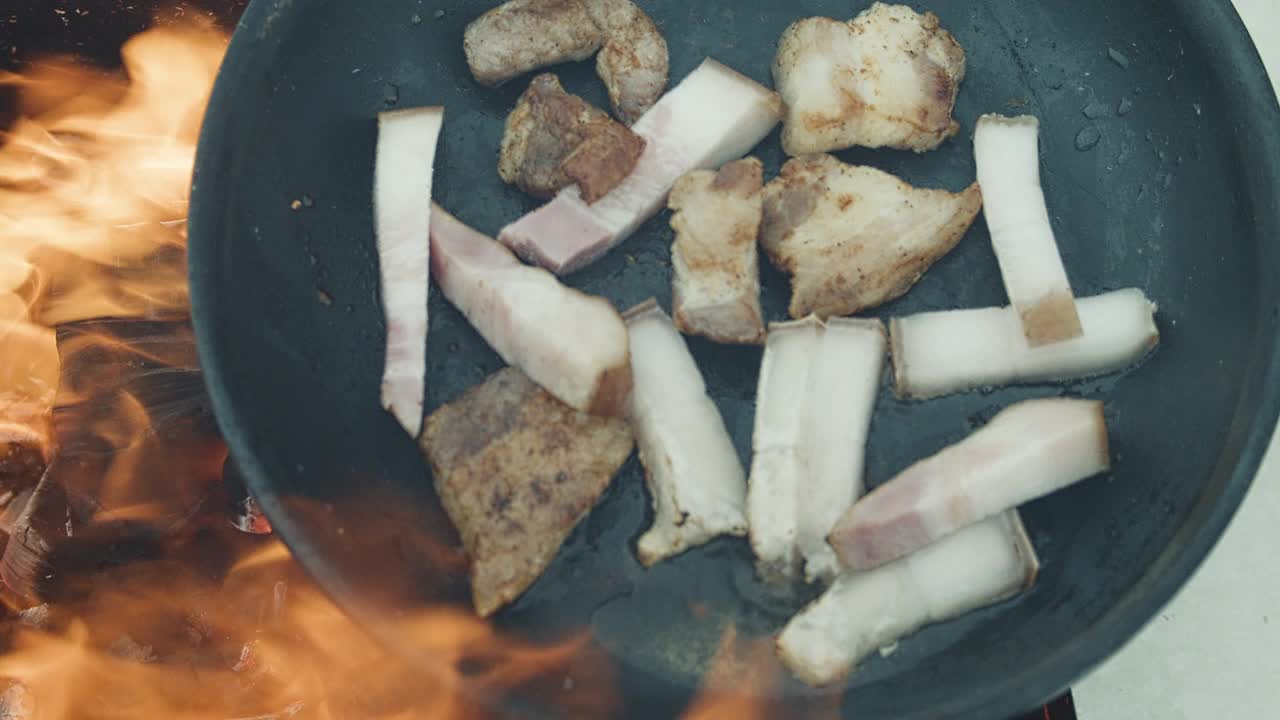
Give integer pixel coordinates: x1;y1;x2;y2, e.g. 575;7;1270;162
188;1;1280;718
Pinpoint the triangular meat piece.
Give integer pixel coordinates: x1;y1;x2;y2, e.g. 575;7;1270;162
421;367;634;616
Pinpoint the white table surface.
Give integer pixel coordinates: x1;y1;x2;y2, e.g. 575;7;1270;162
1074;1;1280;717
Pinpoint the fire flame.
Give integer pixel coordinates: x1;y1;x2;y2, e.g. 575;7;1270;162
0;22;219;429
0;535;618;719
0;17;807;720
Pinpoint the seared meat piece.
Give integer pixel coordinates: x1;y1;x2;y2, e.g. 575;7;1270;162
777;511;1039;686
375;107;443;438
430;205;632;417
773;3;966;155
891;288;1160;400
421;367;634;617
499;59;783;275
585;0;669;124
499;73;646;203
668;158;766;345
747;316;886;585
829;398;1109;572
464;0;605;87
975;114;1084;346
761;153;981;319
624;300;747;566
464;0;669;123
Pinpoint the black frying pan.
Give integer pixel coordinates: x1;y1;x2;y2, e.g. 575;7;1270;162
188;1;1280;717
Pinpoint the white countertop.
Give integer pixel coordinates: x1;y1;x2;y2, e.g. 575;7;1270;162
1074;2;1280;716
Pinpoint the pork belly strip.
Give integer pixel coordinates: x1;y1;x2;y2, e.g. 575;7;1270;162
375;107;444;438
829;398;1108;573
891;288;1160;400
773;3;966;156
776;511;1038;687
624;300;747;566
463;0;605;87
429;205;631;417
761;153;982;320
669;158;766;345
421;367;634;616
498;73;646;203
498;59;784;275
748;316;887;585
975;114;1083;346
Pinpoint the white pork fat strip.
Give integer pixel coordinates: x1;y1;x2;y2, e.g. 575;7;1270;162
975;114;1083;346
891;288;1160;400
499;59;784;275
829;398;1109;572
375;107;444;438
429;204;631;417
624;300;748;566
776;511;1039;687
748;316;886;585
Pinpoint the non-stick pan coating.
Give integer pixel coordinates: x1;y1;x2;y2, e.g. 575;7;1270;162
189;1;1280;717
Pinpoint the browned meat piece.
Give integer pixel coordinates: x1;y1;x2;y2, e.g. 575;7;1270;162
761;153;982;319
668;158;766;345
585;0;670;124
463;0;605;87
420;367;634;617
773;3;967;155
498;74;647;203
464;0;669;124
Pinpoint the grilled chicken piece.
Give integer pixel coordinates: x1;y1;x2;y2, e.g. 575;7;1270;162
668;158;766;345
375;107;444;438
761;154;981;320
463;0;605;87
429;205;631;417
464;0;668;123
421;367;634;617
748;316;886;585
586;0;669;124
773;4;966;156
777;511;1039;686
624;300;747;566
976;114;1084;346
499;73;646;203
829;398;1109;573
500;59;783;275
892;288;1160;400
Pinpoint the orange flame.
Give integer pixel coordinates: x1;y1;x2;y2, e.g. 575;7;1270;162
0;21;220;426
0;18;620;720
0;537;617;719
681;625;783;720
679;625;843;720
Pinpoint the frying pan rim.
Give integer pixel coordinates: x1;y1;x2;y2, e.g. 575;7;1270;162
186;0;1280;717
